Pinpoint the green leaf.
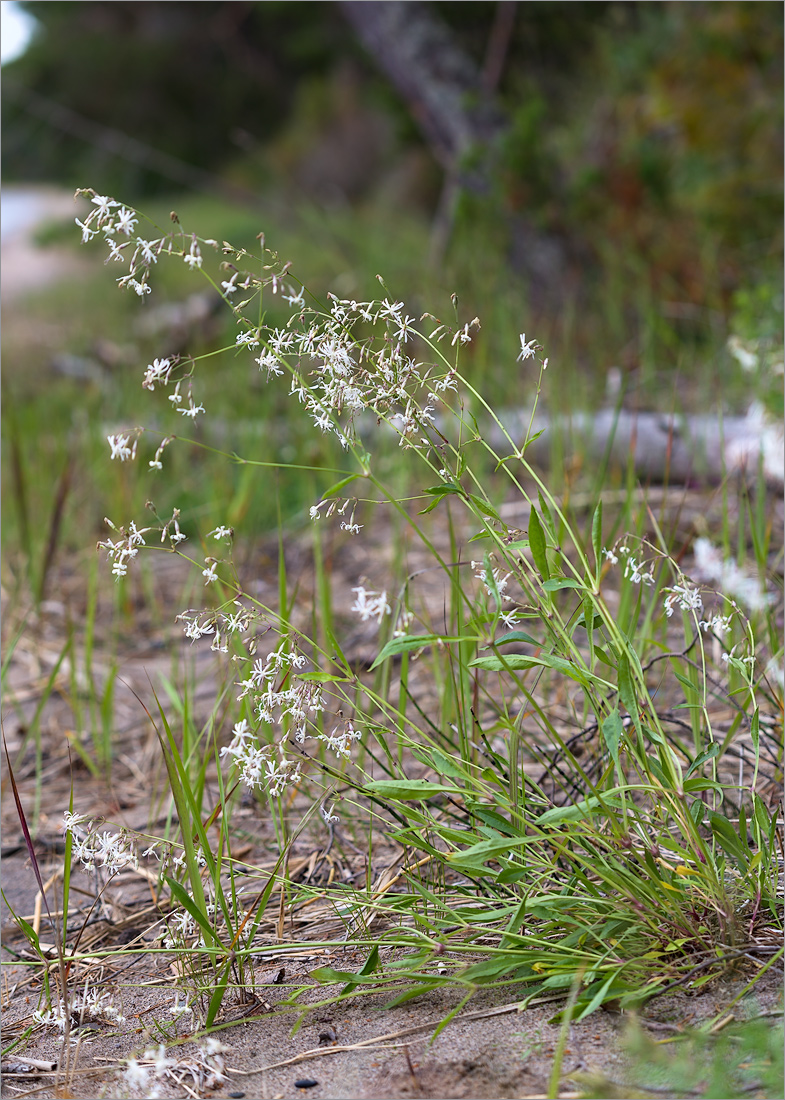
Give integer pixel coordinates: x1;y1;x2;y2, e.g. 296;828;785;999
542;578;585;592
470;655;538;672
592;500;603;572
431;749;473;781
310;966;380;986
519;427;546;453
206;961;231;1028
528;508;550;582
164;876;224;950
751;707;760;755
709;813;750;869
685;742;720;778
419;483;463;513
465;803;521;836
575;608;603;631
365;779;459;801
617;653;642;737
593;646;616;668
538;794;623;825
538;490;556;540
582;593;596;665
602;709;623;772
469;494;501;521
321;473;361;499
447;836;527;871
370;634;478;670
575;973;625;1022
423;483;462;496
492;629;540;647
295;671;351;683
340;943;380;997
683;777;723;793
470;653;612;690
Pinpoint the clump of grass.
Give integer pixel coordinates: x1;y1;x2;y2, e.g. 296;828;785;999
8;189;781;1066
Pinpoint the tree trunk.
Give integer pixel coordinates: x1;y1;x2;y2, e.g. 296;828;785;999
338;0;505;185
338;1;568;294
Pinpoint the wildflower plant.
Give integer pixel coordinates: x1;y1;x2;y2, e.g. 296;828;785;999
64;188;782;1029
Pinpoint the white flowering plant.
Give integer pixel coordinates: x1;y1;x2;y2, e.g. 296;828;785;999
57;188;782;1028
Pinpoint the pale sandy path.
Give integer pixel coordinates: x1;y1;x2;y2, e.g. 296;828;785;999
1;184;88;302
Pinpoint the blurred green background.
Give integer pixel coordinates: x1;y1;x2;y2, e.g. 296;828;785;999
2;0;783;593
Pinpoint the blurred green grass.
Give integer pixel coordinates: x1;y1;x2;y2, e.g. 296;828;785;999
0;189;764;600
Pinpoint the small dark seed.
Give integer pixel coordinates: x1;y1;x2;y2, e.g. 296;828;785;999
294;1079;319;1089
228;1093;246;1098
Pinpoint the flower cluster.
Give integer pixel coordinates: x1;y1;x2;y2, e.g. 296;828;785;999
98;510;187;578
255;293;469;453
34;985;125;1035
63;811;139;875
663;583;703;617
220;723;303;796
124;1038;228;1098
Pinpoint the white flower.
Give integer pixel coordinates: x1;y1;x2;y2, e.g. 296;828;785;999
135;237;158;265
91;194;118;220
169;993;193;1018
221;272;239;295
114;207;137;235
623;556;654;586
75;217;97;242
105;238;127;262
127;278;151;296
236;331;260;348
107;433;137;461
517;333;537;362
395;315;416;343
202;563;218;584
183;618;215;641
379;298;404;321
142;357;172;390
603;547;619;565
351;585;391;624
208;525;233;540
283;285;305;307
663;584;703;617
699;613;732;635
184;240;202;269
321;802;340;825
179;397;205;418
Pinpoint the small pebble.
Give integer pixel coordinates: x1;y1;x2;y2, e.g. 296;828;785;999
294;1079;319;1089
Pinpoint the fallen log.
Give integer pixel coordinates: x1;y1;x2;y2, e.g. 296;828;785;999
488;404;784;487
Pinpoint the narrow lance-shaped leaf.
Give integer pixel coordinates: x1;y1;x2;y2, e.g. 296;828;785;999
592;500;603;577
528;507;550;582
